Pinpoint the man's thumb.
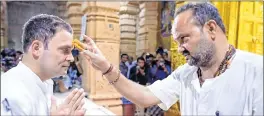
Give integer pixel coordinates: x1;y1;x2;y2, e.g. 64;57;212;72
50;96;57;112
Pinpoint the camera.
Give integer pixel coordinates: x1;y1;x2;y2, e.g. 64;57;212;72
159;62;164;66
136;66;140;69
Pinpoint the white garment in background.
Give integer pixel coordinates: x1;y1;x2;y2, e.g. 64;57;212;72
148;50;263;115
125;61;137;78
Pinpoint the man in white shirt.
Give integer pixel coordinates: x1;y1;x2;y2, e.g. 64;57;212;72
125;56;136;78
78;2;263;116
1;14;86;115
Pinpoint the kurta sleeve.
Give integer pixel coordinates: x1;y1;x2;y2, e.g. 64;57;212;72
147;65;183;110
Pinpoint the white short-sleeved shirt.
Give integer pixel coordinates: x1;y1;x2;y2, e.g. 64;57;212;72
148;50;263;115
1;62;53;115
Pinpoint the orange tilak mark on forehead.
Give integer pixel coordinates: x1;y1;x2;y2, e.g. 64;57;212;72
72;39;85;52
73;39;85;48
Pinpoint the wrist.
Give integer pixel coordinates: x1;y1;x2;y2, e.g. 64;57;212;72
104;66;121;84
101;60;111;73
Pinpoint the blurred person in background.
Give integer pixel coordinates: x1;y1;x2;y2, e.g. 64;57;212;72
1;48;17;73
129;57;151;86
120;54;129;77
155;47;164;60
162;51;171;67
151;57;171;81
141;52;147;61
120;54;135;116
146;54;155;68
125;56;136;79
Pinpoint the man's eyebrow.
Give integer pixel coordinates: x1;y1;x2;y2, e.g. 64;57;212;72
173;33;182;41
58;45;73;49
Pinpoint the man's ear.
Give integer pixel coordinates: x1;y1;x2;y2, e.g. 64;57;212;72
31;40;44;59
204;20;217;41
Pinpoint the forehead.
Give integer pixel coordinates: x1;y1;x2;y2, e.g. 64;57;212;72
172;10;196;37
49;29;73;47
138;59;144;62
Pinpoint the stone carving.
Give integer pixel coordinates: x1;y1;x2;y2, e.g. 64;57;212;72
137;2;158;56
66;2;82;40
119;2;138;58
0;1;7;50
81;2;122;115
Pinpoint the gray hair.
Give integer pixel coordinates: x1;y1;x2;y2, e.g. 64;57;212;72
22;14;73;53
174;2;226;34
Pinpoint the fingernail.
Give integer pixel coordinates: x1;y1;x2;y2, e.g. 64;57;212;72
74;88;78;91
79;88;84;92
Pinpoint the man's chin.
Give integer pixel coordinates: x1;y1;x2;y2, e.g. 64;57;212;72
187;59;197;66
187;62;194;66
51;72;67;78
61;71;67;75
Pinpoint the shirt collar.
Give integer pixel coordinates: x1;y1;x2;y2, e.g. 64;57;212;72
17;61;50;95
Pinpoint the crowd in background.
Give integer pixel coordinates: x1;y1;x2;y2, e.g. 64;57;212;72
120;46;172;116
1;48;23;73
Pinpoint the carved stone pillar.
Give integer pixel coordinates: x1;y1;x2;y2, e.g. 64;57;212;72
81;2;122;115
66;2;82;40
119;2;139;59
57;1;67;21
137;2;159;56
1;1;8;50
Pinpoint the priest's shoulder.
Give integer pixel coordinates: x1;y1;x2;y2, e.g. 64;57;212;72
170;63;197;81
235;50;263;68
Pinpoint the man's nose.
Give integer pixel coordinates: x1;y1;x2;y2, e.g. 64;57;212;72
66;53;74;62
178;46;184;54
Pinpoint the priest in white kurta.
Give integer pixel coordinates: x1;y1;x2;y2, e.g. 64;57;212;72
69;3;263;116
148;50;263;115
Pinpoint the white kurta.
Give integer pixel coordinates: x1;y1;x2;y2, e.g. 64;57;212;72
1;62;116;115
148;50;263;115
1;62;53;115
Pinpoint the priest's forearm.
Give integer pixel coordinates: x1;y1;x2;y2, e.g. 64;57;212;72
104;66;160;108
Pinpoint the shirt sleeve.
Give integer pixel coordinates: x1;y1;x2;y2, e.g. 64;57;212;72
1;73;36;115
147;66;182;111
1;85;33;115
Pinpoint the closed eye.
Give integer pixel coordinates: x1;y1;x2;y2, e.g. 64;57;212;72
59;45;73;55
181;36;189;44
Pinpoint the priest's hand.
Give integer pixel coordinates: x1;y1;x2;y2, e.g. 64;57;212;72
79;35;111;74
